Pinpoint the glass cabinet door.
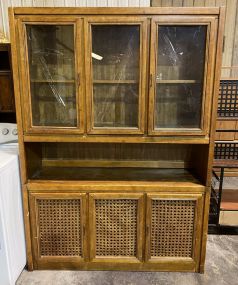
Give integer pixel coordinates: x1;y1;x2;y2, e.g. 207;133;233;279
148;18;216;136
20;20;83;133
85;18;147;135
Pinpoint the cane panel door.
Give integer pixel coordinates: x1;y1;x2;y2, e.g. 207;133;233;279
88;193;144;263
29;192;87;268
145;193;204;271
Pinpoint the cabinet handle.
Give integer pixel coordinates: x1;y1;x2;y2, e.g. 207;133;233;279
146;225;150;237
77;73;81;87
149;74;153;88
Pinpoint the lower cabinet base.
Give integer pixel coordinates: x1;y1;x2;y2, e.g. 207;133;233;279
31;261;199;272
27;185;206;273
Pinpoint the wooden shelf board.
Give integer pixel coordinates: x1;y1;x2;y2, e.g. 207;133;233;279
42;159;190;169
93;80;138;84
0;70;11;74
31;79;75;83
35;97;75;102
0;110;15;113
156;79;201;84
29;167;202;185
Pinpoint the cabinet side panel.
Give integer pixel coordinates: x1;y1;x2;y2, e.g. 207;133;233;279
9;8;33;270
200;7;226;273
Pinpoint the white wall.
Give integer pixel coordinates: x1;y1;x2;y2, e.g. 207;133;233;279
0;0;150;39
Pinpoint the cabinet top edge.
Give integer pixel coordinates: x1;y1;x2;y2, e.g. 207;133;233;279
11;7;221;16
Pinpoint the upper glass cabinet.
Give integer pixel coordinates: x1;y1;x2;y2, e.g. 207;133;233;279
148;18;216;136
20;20;84;134
18;16;216;137
85;17;147;135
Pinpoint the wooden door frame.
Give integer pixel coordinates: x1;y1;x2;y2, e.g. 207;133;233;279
84;16;148;135
88;192;145;263
28;192;87;269
148;16;217;136
17;16;85;135
145;192;204;272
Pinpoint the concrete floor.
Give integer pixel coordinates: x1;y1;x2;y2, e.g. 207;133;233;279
17;235;238;285
213;177;238;190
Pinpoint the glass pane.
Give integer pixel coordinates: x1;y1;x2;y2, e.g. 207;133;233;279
156;84;203;128
26;25;77;127
155;25;207;129
92;25;140;128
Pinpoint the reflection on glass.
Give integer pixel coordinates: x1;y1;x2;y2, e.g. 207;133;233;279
92;25;140;128
26;25;77;127
156;84;203;128
155;25;207;129
93;84;138;127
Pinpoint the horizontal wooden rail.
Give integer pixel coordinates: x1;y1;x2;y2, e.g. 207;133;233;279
42;159;191;169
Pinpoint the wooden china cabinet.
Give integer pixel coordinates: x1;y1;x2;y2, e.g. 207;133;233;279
9;7;224;272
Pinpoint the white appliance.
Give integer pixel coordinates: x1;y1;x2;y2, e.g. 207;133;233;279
0;123;18;144
0;123;26;285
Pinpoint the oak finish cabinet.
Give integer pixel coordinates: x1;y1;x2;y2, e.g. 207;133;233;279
9;7;225;272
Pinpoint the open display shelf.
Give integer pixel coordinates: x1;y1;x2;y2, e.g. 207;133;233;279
29;167;199;184
10;7;224;273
